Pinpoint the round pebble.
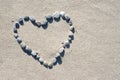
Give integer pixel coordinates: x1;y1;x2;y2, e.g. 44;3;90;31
69;20;73;26
53;14;60;21
60;11;65;17
15;22;19;29
64;40;69;47
48;61;53;67
43;61;48;66
59;47;64;54
70;26;74;31
18;18;24;25
24;16;29;21
25;46;32;53
29;16;36;23
31;50;37;56
51;58;57;64
20;42;26;49
13;27;17;33
46;15;53;21
65;15;70;22
14;33;19;38
36;22;41;27
69;31;74;37
41;21;48;27
17;37;22;43
39;58;44;63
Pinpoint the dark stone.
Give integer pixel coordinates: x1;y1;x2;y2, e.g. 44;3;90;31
24;16;29;21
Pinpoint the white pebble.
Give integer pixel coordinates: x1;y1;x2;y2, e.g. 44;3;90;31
39;58;44;63
31;50;37;56
69;31;74;37
60;11;65;17
48;61;53;67
55;53;60;58
51;58;57;64
59;47;64;54
64;40;69;47
70;26;74;31
43;61;48;66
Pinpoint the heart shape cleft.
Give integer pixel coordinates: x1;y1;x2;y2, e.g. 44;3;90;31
13;11;75;69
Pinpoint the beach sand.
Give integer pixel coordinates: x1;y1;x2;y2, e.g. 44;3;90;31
0;0;120;80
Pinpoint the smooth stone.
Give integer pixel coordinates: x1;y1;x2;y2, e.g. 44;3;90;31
64;40;69;47
14;33;19;38
18;18;24;25
41;21;48;27
16;37;22;43
51;58;57;64
65;15;70;22
55;53;60;58
25;46;32;53
24;16;29;21
70;26;74;31
31;50;37;56
43;61;48;66
46;15;53;21
69;20;73;26
13;27;17;33
60;11;65;17
29;16;36;23
53;14;60;21
20;42;26;49
15;22;19;29
39;58;44;63
48;61;53;67
59;47;64;54
36;22;41;27
69;31;74;37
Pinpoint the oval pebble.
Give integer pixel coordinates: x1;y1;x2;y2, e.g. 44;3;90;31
41;21;48;27
69;20;73;26
69;31;74;37
20;42;26;49
53;14;60;21
29;16;36;23
39;58;44;63
43;61;48;66
18;18;24;25
25;46;32;53
46;15;53;21
60;11;65;17
24;16;29;21
17;37;22;43
64;40;69;47
14;33;19;38
31;50;37;56
65;15;70;22
36;22;41;27
15;22;19;29
51;58;57;64
48;61;53;67
59;47;64;54
13;27;17;33
70;26;74;31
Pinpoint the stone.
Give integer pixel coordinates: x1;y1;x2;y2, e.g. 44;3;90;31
20;42;26;49
24;16;29;21
17;37;22;43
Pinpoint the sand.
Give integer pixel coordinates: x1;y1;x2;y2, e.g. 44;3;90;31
0;0;120;80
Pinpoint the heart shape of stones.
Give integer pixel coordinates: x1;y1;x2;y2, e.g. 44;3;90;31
13;11;75;68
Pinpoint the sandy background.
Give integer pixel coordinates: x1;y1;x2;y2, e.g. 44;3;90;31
0;0;120;80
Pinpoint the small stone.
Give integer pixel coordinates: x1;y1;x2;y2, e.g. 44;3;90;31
43;61;48;66
51;58;57;64
31;50;37;56
41;21;48;27
46;15;53;21
39;58;44;63
24;16;29;21
25;46;32;53
13;27;17;33
15;21;19;29
59;47;64;54
14;33;19;38
70;26;74;31
53;14;60;21
36;22;41;27
48;61;53;67
20;42;26;49
65;15;70;22
29;16;36;23
64;40;69;47
16;37;22;43
18;18;24;25
60;11;65;17
69;20;73;26
55;53;60;58
69;31;74;37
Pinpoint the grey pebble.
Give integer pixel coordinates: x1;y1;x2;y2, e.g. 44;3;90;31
20;42;26;49
16;37;22;43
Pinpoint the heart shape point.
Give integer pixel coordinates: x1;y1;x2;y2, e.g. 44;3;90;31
13;11;75;68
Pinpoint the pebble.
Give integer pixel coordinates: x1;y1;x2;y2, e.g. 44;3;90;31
65;15;70;22
60;11;65;17
48;61;53;67
39;58;44;63
18;17;24;25
14;33;19;38
70;26;74;31
41;21;48;27
20;42;26;49
25;46;32;53
43;61;48;66
51;58;57;64
59;47;64;54
64;40;69;47
69;20;73;26
15;21;19;29
31;50;37;56
69;31;74;37
13;27;17;33
16;37;22;43
53;14;60;21
55;53;60;58
46;15;53;21
36;22;41;27
24;16;29;21
29;16;36;23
